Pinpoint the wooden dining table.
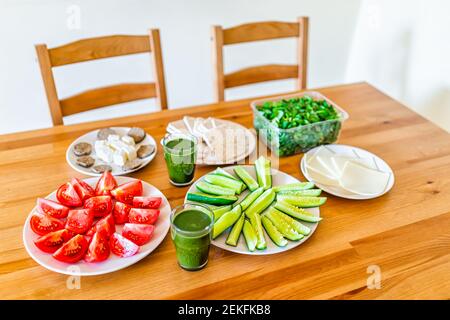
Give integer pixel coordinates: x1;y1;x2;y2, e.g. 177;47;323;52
1;82;449;300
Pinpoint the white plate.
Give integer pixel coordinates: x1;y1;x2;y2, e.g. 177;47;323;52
66;127;157;176
301;144;394;200
167;119;256;165
184;165;321;255
23;176;171;276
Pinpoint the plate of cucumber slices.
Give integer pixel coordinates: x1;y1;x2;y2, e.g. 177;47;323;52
184;157;325;255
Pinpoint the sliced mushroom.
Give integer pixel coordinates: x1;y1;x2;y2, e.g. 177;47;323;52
97;128;117;140
92;164;113;174
127;127;146;143
73;142;92;156
76;156;95;168
137;144;155;159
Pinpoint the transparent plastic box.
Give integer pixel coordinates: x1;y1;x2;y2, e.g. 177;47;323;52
251;91;349;157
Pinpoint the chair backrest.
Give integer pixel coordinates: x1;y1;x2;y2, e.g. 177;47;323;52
211;17;309;102
35;29;168;126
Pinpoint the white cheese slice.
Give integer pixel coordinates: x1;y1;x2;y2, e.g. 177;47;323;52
306;146;337;180
95;140;114;163
121;135;135;146
331;156;377;178
108;140;137;161
339;161;390;196
112;150;127;166
306;165;340;187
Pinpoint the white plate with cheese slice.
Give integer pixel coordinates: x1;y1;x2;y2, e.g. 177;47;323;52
300;145;394;200
66;127;157;176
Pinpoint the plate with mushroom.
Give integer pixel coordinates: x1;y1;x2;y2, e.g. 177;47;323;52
66;127;157;176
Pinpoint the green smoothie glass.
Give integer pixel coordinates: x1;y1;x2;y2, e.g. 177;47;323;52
162;133;197;186
171;203;214;271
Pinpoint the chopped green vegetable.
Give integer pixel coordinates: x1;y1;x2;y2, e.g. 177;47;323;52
254;95;343;156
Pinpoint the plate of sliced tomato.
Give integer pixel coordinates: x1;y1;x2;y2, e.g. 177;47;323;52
23;173;171;276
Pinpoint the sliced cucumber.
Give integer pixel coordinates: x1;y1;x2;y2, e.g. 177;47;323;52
276;195;327;207
226;213;245;246
276;189;322;197
213;205;242;239
255;156;272;190
265;208;303;241
187;192;238;205
239;187;264;211
204;174;245;195
196;181;236;196
272;182;315;193
274;200;322;223
270;207;311;236
212;205;233;221
261;216;288;247
247;211;266;250
234;166;259;191
245;188;275;217
242;220;257;252
213;167;239;180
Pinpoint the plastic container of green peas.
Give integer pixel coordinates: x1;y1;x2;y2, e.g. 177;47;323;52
251;91;349;157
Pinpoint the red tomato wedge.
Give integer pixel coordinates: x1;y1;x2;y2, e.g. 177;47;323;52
53;234;88;263
132;196;162;209
128;208;160;225
34;229;74;253
86;213;115;238
110;180;143;204
71;177;95;202
122;223;154;246
56;182;82;207
30;212;64;236
113;202;132;224
110;233;139;257
84;231;110;263
65;209;94;234
95;171;117;196
84;195;113;218
37;198;69;219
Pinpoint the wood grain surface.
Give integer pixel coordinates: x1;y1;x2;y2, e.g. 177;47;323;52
0;82;449;300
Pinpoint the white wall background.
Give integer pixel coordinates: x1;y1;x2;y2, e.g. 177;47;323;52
0;0;449;134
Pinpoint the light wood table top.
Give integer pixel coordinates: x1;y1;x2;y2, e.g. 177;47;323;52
1;82;449;300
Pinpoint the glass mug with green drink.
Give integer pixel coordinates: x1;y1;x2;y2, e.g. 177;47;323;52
171;203;214;271
162;133;197;186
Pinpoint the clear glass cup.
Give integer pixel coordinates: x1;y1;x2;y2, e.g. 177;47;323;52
161;133;197;186
170;203;214;271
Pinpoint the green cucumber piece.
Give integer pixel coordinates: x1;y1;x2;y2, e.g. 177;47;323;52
212;205;233;221
276;189;322;197
234;166;259;191
269;207;310;235
239;187;264;211
186;192;238;205
247;211;266;250
213;167;239;180
245;189;275;217
274;200;322;223
226;213;245;246
272;182;315;193
196;181;236;196
204;174;245;194
265;208;303;241
242;220;257;252
261;216;288;247
276;195;327;207
254;156;272;190
213;205;242;239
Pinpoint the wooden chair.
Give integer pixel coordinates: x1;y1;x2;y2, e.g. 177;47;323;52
211;17;309;102
35;30;168;126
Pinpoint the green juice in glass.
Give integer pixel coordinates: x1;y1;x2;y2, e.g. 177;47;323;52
171;204;213;271
162;134;197;186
